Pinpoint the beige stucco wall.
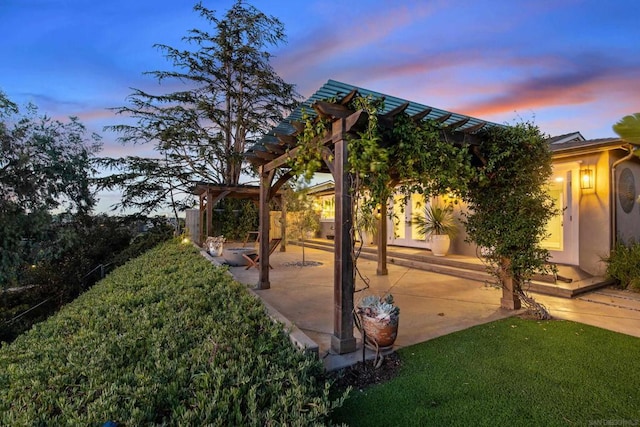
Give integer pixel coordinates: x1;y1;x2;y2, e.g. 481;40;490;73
450;202;477;257
575;151;611;276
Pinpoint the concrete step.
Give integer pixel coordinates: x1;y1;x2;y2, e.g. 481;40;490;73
294;239;492;283
364;251;494;283
292;238;613;299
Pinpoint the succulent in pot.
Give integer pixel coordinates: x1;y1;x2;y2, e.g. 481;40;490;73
357;294;400;348
205;235;226;256
358;294;400;325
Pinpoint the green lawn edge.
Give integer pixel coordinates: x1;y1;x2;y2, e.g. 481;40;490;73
332;317;640;426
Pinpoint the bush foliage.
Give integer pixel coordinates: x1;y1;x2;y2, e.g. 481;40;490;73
1;215;174;343
0;240;343;425
604;240;640;290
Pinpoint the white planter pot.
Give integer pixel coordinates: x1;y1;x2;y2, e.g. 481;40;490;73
222;247;256;266
360;231;374;246
431;234;450;257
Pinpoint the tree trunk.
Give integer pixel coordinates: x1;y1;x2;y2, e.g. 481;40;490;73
499;257;521;310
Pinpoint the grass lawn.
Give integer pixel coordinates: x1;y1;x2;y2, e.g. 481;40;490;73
332;317;640;426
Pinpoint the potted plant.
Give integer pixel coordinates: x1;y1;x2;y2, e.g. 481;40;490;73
413;202;458;256
355;208;378;246
205;235;226;257
356;294;400;348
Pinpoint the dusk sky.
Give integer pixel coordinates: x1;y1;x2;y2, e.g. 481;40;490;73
3;0;640;213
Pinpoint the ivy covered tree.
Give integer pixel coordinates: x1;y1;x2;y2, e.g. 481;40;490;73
101;0;299;215
0;90;101;288
463;121;556;316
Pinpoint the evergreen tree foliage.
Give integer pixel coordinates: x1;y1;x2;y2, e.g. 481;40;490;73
101;0;299;215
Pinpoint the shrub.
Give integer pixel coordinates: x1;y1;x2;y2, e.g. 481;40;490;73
604;240;640;291
212;199;259;241
0;239;345;425
1;215;173;344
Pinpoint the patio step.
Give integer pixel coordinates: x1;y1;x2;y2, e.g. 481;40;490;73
294;239;492;283
292;238;613;298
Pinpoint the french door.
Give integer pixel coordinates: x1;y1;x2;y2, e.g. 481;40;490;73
387;192;430;249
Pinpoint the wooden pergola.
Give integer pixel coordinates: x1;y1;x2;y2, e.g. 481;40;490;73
193;183;286;246
245;80;497;354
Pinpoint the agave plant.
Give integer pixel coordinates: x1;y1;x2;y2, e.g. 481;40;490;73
357;294;400;326
413;202;458;239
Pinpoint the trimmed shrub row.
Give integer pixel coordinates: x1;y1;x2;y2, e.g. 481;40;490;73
0;239;345;425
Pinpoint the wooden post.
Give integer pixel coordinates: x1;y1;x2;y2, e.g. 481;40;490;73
376;203;388;275
206;189;213;239
257;167;273;290
331;119;357;354
280;196;287;252
499;257;521;310
199;193;206;245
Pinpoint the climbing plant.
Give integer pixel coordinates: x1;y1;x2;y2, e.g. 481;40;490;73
290;95;556;309
463;121;557;315
288;110;330;181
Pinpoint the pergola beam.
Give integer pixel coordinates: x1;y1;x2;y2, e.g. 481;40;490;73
435;112;452;123
447;117;470;130
276;133;298;148
463;121;487;133
382;101;410;119
264;142;285;155
412;108;432;122
313;100;354;120
339;88;358;105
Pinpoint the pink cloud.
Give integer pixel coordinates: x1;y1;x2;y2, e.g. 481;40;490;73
274;3;435;79
462;67;640;118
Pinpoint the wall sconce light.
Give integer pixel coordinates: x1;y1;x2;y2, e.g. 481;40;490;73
580;168;594;190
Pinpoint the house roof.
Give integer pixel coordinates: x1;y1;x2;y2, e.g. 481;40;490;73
306;180;335;196
547;132;585;145
550;137;624;157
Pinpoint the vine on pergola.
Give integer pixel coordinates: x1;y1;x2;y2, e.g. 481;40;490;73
289;94;557;312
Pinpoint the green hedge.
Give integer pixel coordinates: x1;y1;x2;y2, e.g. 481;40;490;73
0;239;344;425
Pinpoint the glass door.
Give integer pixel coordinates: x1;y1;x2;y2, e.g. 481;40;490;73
541;166;579;265
387;192;430;249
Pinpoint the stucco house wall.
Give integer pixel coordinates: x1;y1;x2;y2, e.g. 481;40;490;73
577;151;611;276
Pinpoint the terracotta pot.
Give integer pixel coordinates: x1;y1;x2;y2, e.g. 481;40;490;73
360;315;399;348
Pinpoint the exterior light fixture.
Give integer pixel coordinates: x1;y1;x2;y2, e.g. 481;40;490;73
580;168;594;190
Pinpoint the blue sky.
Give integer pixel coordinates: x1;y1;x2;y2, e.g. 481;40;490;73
2;0;640;212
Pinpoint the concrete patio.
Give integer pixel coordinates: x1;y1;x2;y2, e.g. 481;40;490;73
207;244;640;371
